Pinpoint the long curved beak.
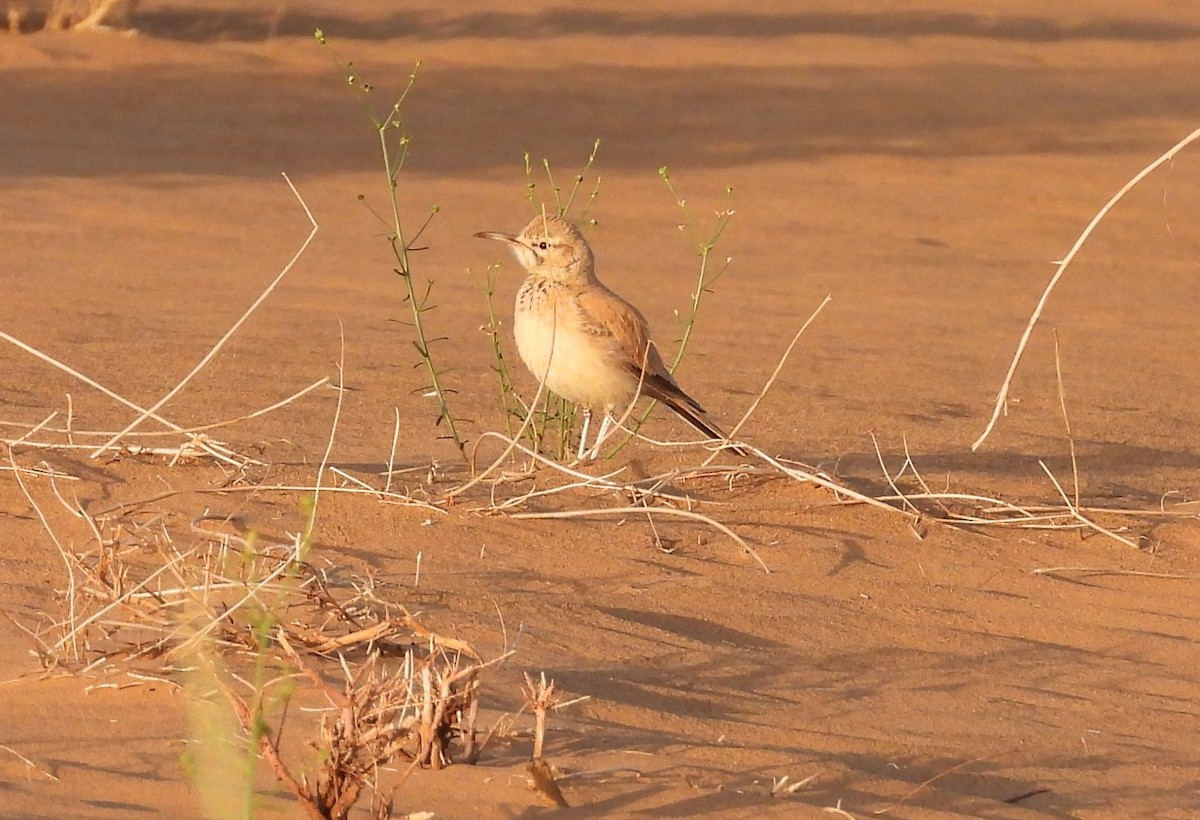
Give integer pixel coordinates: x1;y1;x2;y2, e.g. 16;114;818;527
474;230;519;244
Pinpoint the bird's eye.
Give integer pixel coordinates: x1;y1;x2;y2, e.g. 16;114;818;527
538;241;548;250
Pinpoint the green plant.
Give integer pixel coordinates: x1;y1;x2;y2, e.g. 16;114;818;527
482;263;520;443
315;30;466;457
484;142;604;461
659;167;736;372
525;138;603;223
605;169;736;456
181;590;296;820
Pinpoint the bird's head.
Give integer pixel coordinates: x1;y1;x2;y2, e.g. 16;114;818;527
475;213;595;282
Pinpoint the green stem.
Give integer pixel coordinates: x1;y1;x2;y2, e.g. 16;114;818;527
375;82;465;455
484;265;518;442
561;138;602;216
606;172;735;457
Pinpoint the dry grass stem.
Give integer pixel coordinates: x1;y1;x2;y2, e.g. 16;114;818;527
6;411;59;448
870;433;920;515
872;748;1013;815
508;504;769;573
1053;331;1081;508
702;294;831;468
1038;460;1141;549
450;376;550;501
310;324;348;540
0;743;59;782
385;407;402;493
92;172;319;457
0;376;328;442
972;124;1200;451
1032;566;1200;580
897;436;953;517
749;447;918;521
328;467;381;495
0;331;252;468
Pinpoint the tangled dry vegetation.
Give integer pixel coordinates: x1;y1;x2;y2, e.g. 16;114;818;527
5;451;518;817
4;0;138;32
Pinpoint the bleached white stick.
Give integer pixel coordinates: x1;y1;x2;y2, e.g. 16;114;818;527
91;172;318;457
972;125;1200;452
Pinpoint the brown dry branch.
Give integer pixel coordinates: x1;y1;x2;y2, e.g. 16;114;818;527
6;472;511;817
520;671;589;808
5;0;136;32
522;671;555;761
214;665;324;820
217;628;510;819
6;478;466;678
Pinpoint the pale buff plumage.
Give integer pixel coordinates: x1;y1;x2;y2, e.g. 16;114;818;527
475;213;742;459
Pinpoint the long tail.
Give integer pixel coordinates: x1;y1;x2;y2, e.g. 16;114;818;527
644;378;749;457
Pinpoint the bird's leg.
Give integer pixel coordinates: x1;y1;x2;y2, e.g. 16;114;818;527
576;408;592;461
585;413;614;461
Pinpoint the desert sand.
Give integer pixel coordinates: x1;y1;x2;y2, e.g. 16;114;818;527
2;2;1200;817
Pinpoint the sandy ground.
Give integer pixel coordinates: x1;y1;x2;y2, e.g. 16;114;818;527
3;1;1200;817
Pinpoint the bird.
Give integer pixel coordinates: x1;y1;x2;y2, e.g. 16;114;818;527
474;213;745;460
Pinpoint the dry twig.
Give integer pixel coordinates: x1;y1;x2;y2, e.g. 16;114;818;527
92;173;319;457
973;125;1200;451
